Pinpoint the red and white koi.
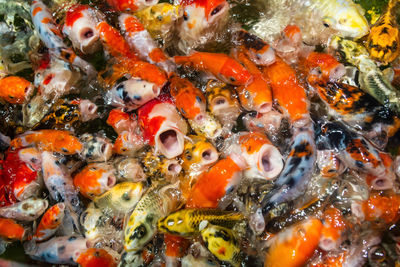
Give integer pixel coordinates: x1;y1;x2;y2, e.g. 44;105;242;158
119;13;175;74
32;203;65;242
138;99;188;159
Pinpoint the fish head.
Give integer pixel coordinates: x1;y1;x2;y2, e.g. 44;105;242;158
305;52;345;82
109;182;144;209
322;9;369;39
75;248;117;266
367;21;400;64
80;134;113;162
182;135;219;172
157;212;187;236
200;225;239;262
125;213;156;251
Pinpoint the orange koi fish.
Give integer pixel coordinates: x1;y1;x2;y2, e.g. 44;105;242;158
138;99;188;159
164;234;190;266
232;48;273;113
274;25;304;63
305;52;345;82
316;150;345;178
262;57;309;125
264;218;322;267
119;13;175;74
75;248;118;267
32;203;65;242
319;207;347;251
106;109;136;134
0;76;33;104
174;52;252;85
0;218;26;241
74;163;117;199
186;154;246;208
10;130;83;155
106;0;158;12
169;75;221;139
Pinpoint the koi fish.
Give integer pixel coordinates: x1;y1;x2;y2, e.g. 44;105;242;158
262;57;309;126
0;76;33;104
223;132;283;180
105;78;161;111
32;203;65;242
10;129;83;155
138;99;188;159
305;52;346;82
174;52;252;85
164;234;190;266
232;48;273;114
319;207;347;251
273;25;304;63
75;248;118;267
186;154;246;208
106;109;136;134
79;133;113;163
80;202;115;242
62;4;102;54
264;218;322;267
141;149;182;180
261;127;316;214
119;13;175;74
93;181;144;216
316;150;345;178
0;197;48;222
205;80;241;130
30;0;96;77
25;236;88;265
124;183;181;252
106;0;158;12
158;208;244;237
234;30;276;66
366;0;400;64
201;225;241;267
74;163;117;199
169;75;222;139
113;131;145;157
114;157;146;182
0;218;26;241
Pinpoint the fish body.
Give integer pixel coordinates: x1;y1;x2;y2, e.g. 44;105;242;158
0;76;33;104
174;52;252;86
119;13;175;74
0;197;48;221
366;0;400;64
158;208;244;237
74;163;117;199
62;4;102;54
33;203;65;242
201;225;241;267
170;75;222;139
10;129;82;155
26;235;88;265
187;154;246;208
264;218;322;267
124;184;181;252
138;99;188;159
262;127;316;213
0;218;26;241
93;181;144;216
76;248;118;267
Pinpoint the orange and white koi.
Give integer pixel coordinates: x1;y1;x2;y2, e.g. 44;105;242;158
0;76;33;104
106;0;158;12
119;13;175;74
273;25;305;64
319;207;347;251
106;109;136;134
62;4;102;54
305;52;346;82
10;129;83;155
73;163;117;199
138;99;188;159
113;130;145;157
232;48;273;113
75;248;118;267
364;152;395;190
262;57;310;126
264;218;322;267
316;150;345;178
169;75;222;139
32;203;65;242
234;30;276;66
174;52;252;85
0;198;48;222
30;0;96;77
186;154;246;208
0;218;26;241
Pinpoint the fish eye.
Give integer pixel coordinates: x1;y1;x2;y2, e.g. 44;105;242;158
100;143;106;153
167;219;175;226
134;225;147;239
122;192;131;201
211;4;223;16
230;77;236;82
323;22;330;27
61;148;69;153
183;12;188;21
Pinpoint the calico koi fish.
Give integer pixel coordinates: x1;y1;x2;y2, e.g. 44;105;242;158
73;163;117;199
0;76;33;104
0;198;48;222
32;203;65;242
10;129;83;155
186;154;246;208
170;75;222;139
261;127;316;214
158;208;244;237
174;52;252;85
138;99;188;159
264;218;322;267
366;0;400;64
119;13;175;74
